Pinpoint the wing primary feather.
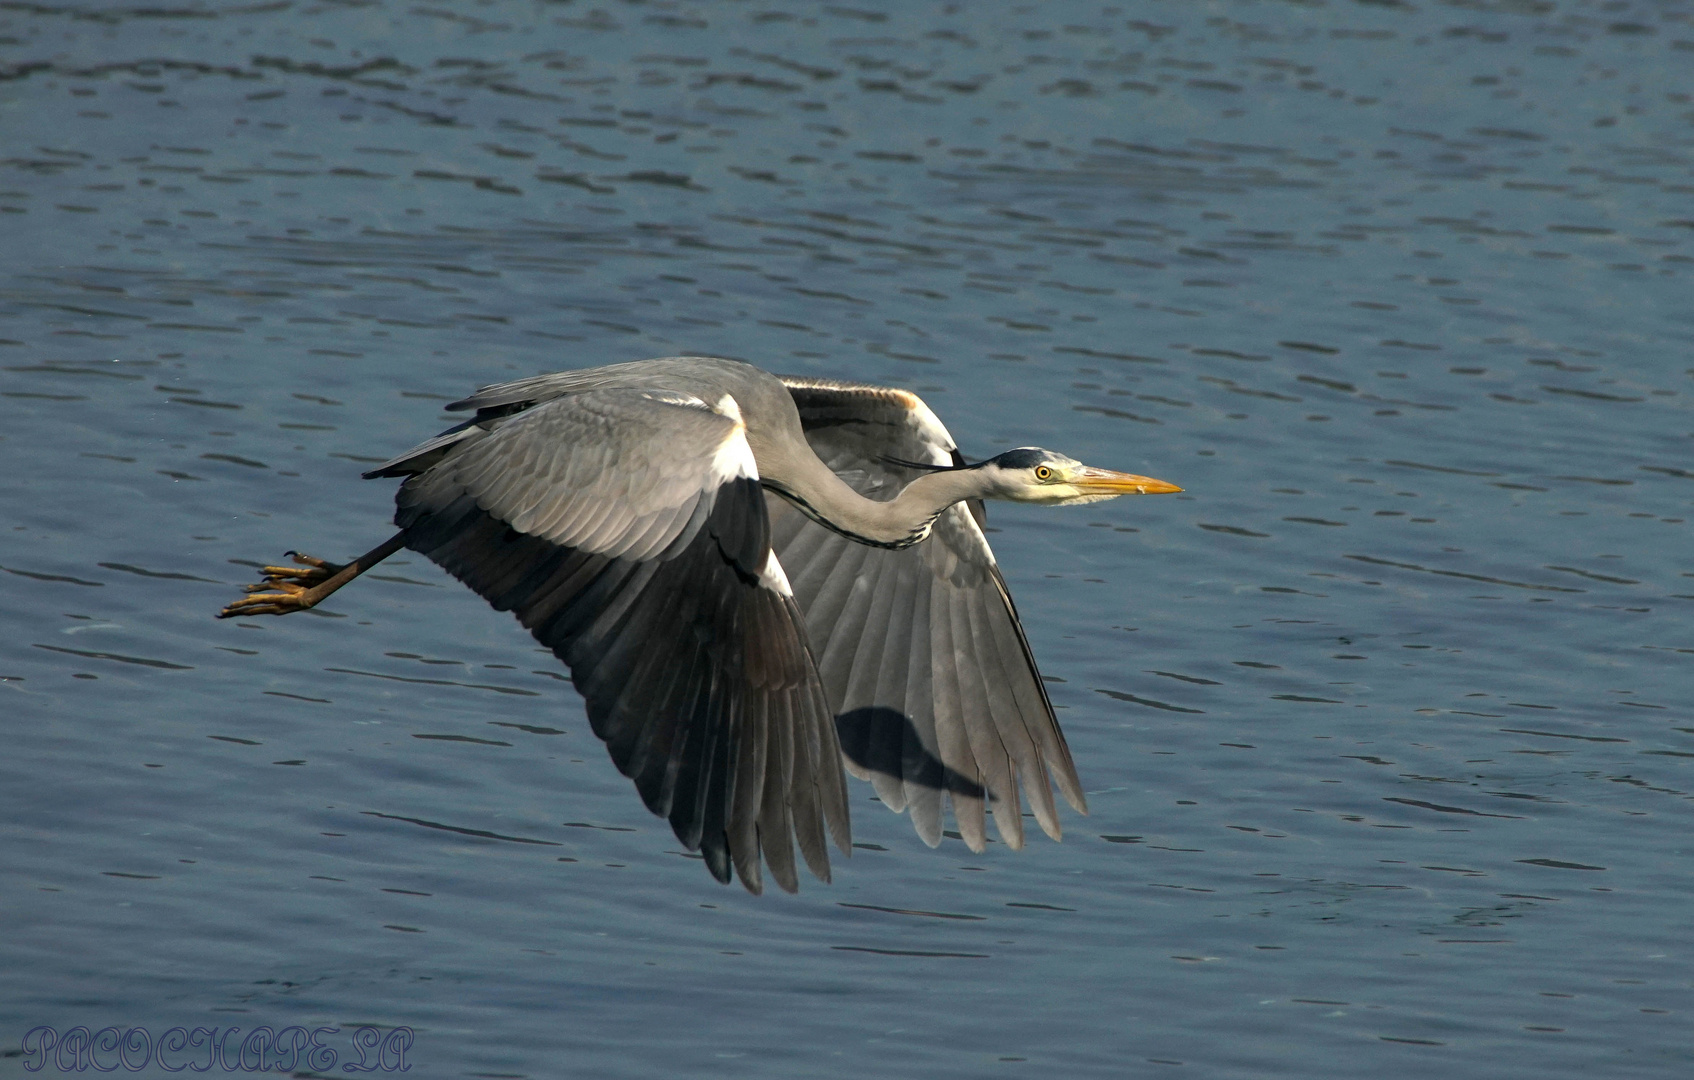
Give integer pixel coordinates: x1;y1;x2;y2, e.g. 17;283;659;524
906;566;989;851
840;552;898;734
985;564;1087;815
729;688;769;893
702;700;737;881
901;717;945;845
808;540;876;697
624;629;707;818
803;650;852;855
872;556;929;822
917;582;971;849
595;624;690;780
659;560;734;842
662;660;721;850
828;550;911;811
942;579;1024;850
759;692;801;894
888;556;945;845
967;588;1061;841
675;677;735;878
787;681;834;884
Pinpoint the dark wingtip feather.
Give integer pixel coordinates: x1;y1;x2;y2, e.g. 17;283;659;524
702;834;733;884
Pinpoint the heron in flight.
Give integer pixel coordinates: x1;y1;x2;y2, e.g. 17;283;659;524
221;357;1180;893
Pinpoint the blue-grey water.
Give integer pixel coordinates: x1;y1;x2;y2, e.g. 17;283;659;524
3;2;1691;1077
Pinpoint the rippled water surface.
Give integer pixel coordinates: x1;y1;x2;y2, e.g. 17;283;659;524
4;2;1693;1076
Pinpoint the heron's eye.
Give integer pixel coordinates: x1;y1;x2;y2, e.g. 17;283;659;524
1034;465;1053;482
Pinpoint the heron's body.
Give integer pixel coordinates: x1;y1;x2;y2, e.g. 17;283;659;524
222;357;1179;893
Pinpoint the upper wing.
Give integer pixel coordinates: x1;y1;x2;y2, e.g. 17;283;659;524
771;377;1086;853
384;387;849;894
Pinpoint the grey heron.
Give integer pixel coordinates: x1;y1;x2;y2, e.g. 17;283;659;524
220;356;1180;893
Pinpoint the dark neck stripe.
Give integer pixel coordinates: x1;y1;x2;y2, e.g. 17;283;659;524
762;481;934;550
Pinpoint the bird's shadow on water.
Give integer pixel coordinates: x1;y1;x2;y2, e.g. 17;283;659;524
834;707;986;798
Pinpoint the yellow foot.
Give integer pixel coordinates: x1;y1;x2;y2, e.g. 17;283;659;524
217;551;345;618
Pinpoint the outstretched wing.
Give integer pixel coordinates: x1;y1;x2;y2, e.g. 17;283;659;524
381;387;849;894
772;377;1086;853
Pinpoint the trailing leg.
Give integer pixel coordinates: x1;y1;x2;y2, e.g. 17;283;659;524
218;531;407;618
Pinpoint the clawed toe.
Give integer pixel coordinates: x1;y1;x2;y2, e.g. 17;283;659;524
285;550;343;571
219;592;307;618
243;579;307;596
257;552;345;585
255;567;327;588
218;550;345;618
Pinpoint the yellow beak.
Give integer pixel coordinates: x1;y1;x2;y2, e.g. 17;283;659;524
1073;466;1183;496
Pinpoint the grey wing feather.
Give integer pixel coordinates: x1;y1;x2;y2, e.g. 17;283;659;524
442;356;762;416
399;389;734;560
362;421;484;480
772;377;1086;852
364;364;691;479
442;359;684;415
388;387;849;892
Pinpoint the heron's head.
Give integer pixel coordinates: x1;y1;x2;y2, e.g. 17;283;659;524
978;447;1182;505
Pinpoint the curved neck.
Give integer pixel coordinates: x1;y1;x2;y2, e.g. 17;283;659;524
766;461;994;549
